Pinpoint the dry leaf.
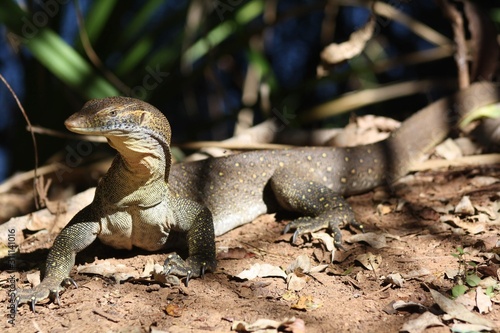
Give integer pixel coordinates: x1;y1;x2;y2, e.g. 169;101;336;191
45;200;67;215
26;271;41;288
140;259;156;278
455;293;476;311
435;138;463;160
445;269;460;280
469;176;500;188
418;207;440;221
440;214;462;226
291;295;322;311
286;254;311;275
217;246;253;260
0;187;95;247
440;214;485;235
402;268;431;280
330;115;399;147
384;273;404;288
429;289;496;328
235;263;287;281
376;203;392;216
478;276;498;289
320;15;375;65
392;300;428;313
400;311;444;333
347;232;387;249
282;290;298;301
287;273;307;291
311;232;334;252
77;261;137;282
450;323;494;332
476;286;493;314
455;196;475;215
231;317;304;333
165;303;183;317
355;252;382;270
309;264;329;274
452;220;485;235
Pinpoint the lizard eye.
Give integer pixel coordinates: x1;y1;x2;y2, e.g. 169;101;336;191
109;110;117;117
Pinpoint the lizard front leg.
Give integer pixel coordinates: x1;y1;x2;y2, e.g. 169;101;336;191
270;170;363;249
14;205;100;312
163;197;217;285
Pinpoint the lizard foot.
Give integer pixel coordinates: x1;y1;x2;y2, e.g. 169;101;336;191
284;207;363;250
163;253;217;286
13;277;76;313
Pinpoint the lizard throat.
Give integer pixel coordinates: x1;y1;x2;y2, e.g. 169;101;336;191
106;134;168;181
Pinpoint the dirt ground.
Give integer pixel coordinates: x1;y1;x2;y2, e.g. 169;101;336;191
3;163;500;333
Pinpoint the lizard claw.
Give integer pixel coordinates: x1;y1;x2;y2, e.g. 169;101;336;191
283;223;292;235
30;297;37;313
13;276;69;313
292;229;300;244
163;253;216;286
184;271;193;287
63;277;78;289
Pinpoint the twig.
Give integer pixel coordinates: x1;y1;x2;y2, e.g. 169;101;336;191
73;0;130;95
0;163;68;193
29;125;106;143
178;141;292;150
371;0;452;46
302;79;457;122
0;73;40;208
92;309;121;323
436;0;470;88
410;153;500;172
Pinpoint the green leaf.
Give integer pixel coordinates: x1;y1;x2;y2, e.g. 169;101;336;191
451;284;467;298
460;103;500;127
117;0;164;43
183;0;264;65
342;266;353;276
466;274;481;287
84;0;118;43
486;286;495;298
0;0;118;99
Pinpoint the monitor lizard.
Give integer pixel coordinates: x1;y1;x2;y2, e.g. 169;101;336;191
14;82;499;312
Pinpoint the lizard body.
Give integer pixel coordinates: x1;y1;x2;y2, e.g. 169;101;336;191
14;82;499;311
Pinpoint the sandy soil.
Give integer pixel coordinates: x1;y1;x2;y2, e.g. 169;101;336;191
3;165;500;333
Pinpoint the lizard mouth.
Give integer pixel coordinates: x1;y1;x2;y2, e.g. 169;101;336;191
64;118;101;135
65;115;126;136
65;113;88;132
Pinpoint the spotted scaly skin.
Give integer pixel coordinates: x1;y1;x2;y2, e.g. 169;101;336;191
14;83;500;311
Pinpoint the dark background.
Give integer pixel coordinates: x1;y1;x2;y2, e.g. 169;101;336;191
0;0;498;181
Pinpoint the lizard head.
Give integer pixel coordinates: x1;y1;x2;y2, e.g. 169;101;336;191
65;96;172;145
66;97;174;179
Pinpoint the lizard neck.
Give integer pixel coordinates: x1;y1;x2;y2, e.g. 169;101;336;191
94;132;172;208
106;132;171;184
